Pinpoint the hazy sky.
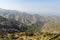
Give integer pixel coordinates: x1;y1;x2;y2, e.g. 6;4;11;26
0;0;60;14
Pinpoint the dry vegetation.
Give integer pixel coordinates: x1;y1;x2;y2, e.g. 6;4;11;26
0;32;60;40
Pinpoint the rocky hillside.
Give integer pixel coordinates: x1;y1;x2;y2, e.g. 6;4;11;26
0;8;60;33
41;20;60;34
0;8;47;32
0;16;21;33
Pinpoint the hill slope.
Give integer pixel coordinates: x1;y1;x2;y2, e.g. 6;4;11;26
0;8;60;33
41;20;60;34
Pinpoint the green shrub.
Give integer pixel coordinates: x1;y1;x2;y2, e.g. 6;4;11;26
25;32;33;36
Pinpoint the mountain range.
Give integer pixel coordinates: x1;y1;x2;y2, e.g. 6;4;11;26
0;8;60;34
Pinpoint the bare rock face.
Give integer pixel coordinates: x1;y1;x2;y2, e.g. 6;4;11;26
41;20;60;34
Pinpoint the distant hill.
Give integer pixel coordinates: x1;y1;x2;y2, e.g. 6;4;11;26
41;20;60;34
0;8;46;32
0;8;60;33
